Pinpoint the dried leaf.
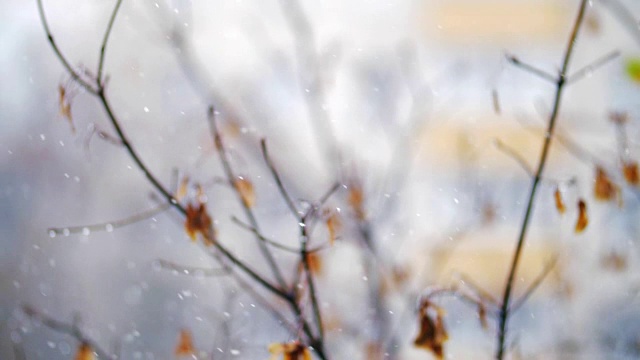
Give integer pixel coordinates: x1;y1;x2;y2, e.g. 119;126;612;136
58;85;75;133
481;202;496;225
585;12;600;34
601;252;627;272
594;167;619;202
305;252;322;275
478;303;488;330
623;161;639;186
234;177;255;208
176;176;190;201
365;342;383;360
268;341;312;360
74;343;94;360
609;111;628;125
348;185;365;220
413;300;448;359
554;188;566;214
175;329;195;357
575;199;588;233
325;210;341;245
185;203;215;246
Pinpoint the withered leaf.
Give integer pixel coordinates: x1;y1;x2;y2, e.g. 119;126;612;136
74;343;94;360
554;188;566;215
623;161;639;186
234;177;255;208
268;341;312;360
175;329;195;357
185;203;215;246
478;303;488;330
575;199;588;233
58;85;75;133
305;252;322;275
325;210;341;245
601;252;627;272
348;185;365;220
609;111;628;125
176;176;190;201
413;301;448;359
594;167;619;202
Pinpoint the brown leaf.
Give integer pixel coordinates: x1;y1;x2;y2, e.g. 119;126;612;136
594;167;619;202
305;252;322;275
58;85;75;133
348;184;365;220
575;199;588;234
185;202;215;246
325;210;341;245
175;329;196;357
413;300;448;359
268;341;312;360
234;177;255;208
623;161;639;186
609;111;628;125
75;343;94;360
554;188;566;214
601;252;627;272
478;303;488;330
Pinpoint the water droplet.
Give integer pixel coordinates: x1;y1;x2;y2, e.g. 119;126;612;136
230;349;241;356
62;228;70;236
48;230;56;238
143;107;150;113
82;227;90;236
39;134;46;141
105;223;114;232
47;341;56;348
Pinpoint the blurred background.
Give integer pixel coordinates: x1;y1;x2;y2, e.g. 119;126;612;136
2;0;640;358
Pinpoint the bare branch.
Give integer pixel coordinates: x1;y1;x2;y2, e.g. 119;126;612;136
21;305;111;360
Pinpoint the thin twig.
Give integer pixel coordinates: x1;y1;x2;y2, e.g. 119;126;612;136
567;50;620;84
497;1;589;359
231;216;328;254
493;139;534;176
206;106;288;290
48;203;169;236
155;259;227;277
36;0;98;94
506;54;557;83
510;258;558;312
97;0;123;85
261;139;300;219
22;305;111;359
298;216;326;345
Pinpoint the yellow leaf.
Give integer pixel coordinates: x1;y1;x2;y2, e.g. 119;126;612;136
234;177;255;208
575;199;588;233
176;176;190;201
175;329;196;357
74;343;94;360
